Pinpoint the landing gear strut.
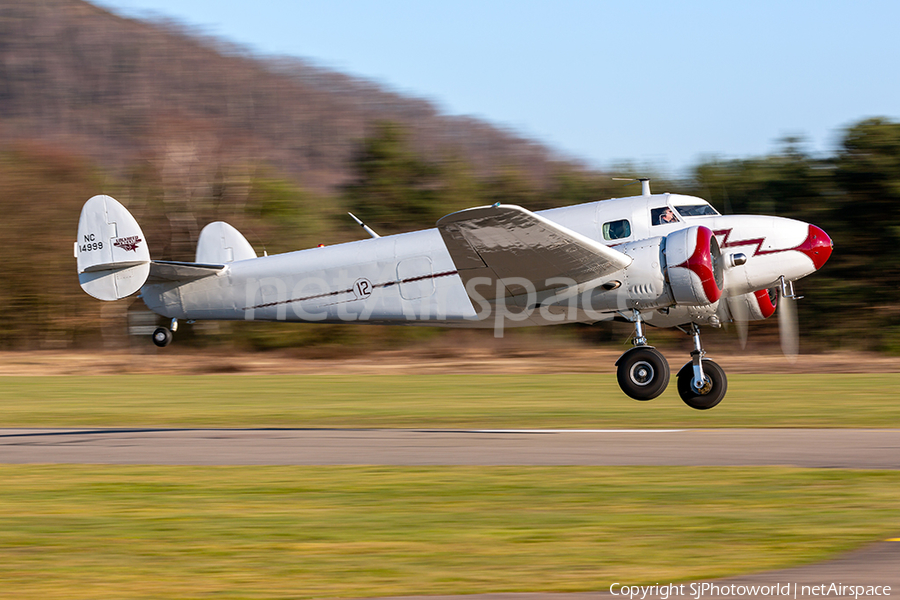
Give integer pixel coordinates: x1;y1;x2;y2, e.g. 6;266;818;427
151;318;178;348
613;314;728;410
615;311;670;401
675;323;727;410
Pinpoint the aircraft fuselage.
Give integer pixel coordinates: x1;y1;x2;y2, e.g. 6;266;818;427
139;192;831;331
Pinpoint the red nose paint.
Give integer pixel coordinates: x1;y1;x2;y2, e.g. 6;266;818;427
797;225;833;270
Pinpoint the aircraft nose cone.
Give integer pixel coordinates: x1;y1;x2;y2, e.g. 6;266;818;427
801;224;833;270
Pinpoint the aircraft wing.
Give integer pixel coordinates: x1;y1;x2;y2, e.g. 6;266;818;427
437;204;632;301
147;260;226;283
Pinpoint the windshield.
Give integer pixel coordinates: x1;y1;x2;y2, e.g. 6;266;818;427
674;204;719;217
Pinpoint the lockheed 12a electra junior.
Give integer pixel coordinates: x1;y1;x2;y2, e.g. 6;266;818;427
75;179;832;409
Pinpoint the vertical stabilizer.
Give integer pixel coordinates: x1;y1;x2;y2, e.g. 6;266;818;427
76;195;151;301
195;221;257;264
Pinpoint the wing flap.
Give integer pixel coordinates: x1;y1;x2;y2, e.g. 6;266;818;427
437;204;631;301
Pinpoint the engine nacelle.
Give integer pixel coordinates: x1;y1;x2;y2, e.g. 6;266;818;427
665;226;724;306
723;288;778;321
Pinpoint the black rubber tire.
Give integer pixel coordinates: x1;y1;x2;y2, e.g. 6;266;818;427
152;327;173;348
615;347;670;401
676;359;727;410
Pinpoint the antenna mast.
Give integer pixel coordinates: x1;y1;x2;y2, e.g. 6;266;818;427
612;177;652;196
347;213;380;239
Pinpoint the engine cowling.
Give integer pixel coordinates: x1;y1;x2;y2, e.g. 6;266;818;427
665;226;724;306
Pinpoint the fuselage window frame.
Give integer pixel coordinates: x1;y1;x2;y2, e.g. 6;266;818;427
602;219;632;241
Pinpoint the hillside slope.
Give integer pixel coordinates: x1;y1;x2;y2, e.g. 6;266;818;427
0;0;575;193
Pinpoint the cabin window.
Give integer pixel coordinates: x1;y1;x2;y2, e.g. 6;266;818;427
602;219;631;241
651;207;679;226
675;204;719;217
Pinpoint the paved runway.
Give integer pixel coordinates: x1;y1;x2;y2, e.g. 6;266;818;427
1;427;899;468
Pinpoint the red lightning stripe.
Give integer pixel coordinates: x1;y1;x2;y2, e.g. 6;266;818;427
714;225;832;270
713;228;767;255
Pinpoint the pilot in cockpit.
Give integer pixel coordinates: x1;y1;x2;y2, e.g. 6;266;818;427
652;207;679;225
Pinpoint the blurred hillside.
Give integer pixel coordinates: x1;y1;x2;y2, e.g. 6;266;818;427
0;0;573;195
0;0;615;351
0;0;898;354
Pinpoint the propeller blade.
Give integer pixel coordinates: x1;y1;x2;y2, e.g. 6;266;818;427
778;289;799;361
725;296;749;349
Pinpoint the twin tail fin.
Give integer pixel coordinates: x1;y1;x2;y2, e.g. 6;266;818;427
76;195;255;301
76;195;151;301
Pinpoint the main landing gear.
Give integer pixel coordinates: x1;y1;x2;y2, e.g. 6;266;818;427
675;323;727;410
614;312;727;410
152;318;178;348
615;313;669;401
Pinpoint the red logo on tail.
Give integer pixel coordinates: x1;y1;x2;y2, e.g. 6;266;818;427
113;236;142;252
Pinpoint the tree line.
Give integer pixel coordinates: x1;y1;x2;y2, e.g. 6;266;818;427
344;117;900;354
0;1;896;353
1;117;897;353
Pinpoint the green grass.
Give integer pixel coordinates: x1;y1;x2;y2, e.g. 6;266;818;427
1;374;899;598
0;465;898;599
0;373;898;428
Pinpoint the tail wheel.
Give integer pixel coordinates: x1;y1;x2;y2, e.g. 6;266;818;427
616;347;670;401
152;327;173;348
676;359;727;410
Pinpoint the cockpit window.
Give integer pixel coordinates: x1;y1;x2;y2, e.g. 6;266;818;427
651;207;679;226
602;219;631;241
674;204;719;217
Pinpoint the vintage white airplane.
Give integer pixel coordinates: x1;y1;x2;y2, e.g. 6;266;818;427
75;179;832;409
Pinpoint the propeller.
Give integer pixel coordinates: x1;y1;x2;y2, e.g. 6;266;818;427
723;280;798;359
727;296;750;350
777;282;799;361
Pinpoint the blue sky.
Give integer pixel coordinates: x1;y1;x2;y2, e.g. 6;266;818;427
95;0;900;176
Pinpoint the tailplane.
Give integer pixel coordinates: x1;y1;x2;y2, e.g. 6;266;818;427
75;195;150;301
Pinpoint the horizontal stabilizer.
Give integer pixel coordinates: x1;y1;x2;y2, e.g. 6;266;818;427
437;204;632;301
76;195;151;301
196;221;256;264
148;260;225;282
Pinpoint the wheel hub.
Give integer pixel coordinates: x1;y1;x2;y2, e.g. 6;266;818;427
630;361;655;386
691;376;713;395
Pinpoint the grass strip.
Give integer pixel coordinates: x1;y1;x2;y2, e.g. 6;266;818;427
0;465;898;599
0;373;899;428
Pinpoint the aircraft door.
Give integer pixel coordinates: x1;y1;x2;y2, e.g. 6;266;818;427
397;257;435;300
